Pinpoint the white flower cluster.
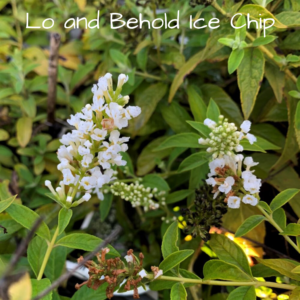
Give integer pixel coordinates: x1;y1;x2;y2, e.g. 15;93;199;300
206;156;261;209
199;116;257;159
200;116;261;209
45;73;141;208
110;181;166;211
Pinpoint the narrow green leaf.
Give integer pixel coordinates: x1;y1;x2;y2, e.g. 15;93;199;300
235;215;266;238
100;193;113;222
162;221;179;259
6;203;50;241
159;250;194;273
28;236;47;277
210;234;252;275
256;258;300;281
142;174;170;191
228;48;244;74
187;85;207;122
58;208;72;235
252;36;277;47
178;152;207;173
280;223;300;236
0;195;16;213
270;189;300;211
227;286;256;300
166;190;194;204
272;208;286;230
186;121;211;138
292;265;300;274
170;283;187;300
56;233;119;256
265;62;285;103
238;48;265;119
31;278;52;300
203;260;253;281
155;133;203;151
206;98;220;122
258;201;272;213
16;117;32;148
290;287;300;300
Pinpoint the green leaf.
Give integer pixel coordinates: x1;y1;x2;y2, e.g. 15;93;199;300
238;48;265;119
289;91;300;99
71;284;108;300
203;260;253;281
256;258;300;281
186;121;211;138
228;48;244;74
6;203;50;240
142;174;170;192
159;250;194;273
0;129;9;141
187;85;207;122
235;215;266;238
0;195;16;213
170;283;187;300
295;101;300;148
200;84;243;125
206;98;220;122
131;83;167;134
58;208;73;235
177;152;207;173
265;62;285;103
272;208;286;230
238;5;286;28
280;224;300;236
210;234;252;275
290;287;300;300
31;278;52;300
166;190;194;204
292;266;300;274
155;133;203;151
251;263;282;277
239;139;266;152
160;102;193;133
100;193;113;222
55;233;119;256
70;63;95;90
270;189;300;211
162;221;179;259
227;286;256;300
28;236;47;277
258;201;272;214
45;237;67;281
137;136;172;176
16;117;32;148
252;36;277;47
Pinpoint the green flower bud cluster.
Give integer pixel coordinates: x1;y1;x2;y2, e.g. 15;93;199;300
110;181;161;211
181;184;227;241
199;115;242;159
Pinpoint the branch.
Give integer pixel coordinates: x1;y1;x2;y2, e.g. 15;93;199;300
32;225;122;300
47;33;61;124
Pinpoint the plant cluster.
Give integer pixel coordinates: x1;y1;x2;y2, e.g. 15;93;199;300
0;0;300;299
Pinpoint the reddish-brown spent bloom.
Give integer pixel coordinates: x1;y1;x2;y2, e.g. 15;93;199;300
75;249;145;299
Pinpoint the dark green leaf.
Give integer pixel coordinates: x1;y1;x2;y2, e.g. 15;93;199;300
235;215;266;238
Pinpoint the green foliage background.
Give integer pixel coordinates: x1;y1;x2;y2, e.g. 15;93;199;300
0;0;300;299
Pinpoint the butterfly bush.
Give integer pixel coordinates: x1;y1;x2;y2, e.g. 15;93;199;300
45;73;141;208
199;115;261;209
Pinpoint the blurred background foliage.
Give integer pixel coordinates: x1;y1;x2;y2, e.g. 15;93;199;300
0;0;300;298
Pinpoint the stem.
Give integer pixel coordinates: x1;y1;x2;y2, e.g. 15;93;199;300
135;71;163;81
212;0;297;84
146;275;296;290
136;206;146;223
37;227;59;280
257;205;300;254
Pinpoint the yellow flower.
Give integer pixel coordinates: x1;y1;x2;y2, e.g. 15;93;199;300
185;235;193;242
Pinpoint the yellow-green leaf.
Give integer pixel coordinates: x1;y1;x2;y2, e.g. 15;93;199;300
239;5;287;28
16;117;32;148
